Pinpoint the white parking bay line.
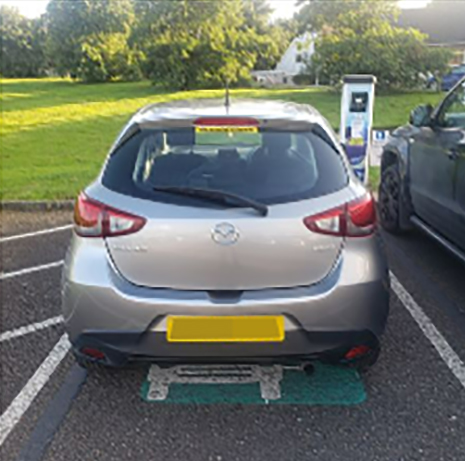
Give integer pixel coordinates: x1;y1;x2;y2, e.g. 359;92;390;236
391;273;465;389
0;224;72;244
0;260;64;281
0;316;64;343
0;333;71;447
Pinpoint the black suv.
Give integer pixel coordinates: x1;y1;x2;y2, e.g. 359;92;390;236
379;78;465;263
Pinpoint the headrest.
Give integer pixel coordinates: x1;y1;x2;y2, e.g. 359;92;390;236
262;132;292;153
218;148;240;162
167;129;195;146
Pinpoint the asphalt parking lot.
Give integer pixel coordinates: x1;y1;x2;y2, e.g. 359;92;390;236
1;210;465;461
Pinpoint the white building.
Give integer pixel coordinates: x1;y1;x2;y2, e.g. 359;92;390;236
276;32;315;77
251;32;316;87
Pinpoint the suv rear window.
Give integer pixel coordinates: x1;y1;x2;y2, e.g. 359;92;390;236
102;126;348;207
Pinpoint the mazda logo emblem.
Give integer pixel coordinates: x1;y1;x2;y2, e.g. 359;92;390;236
211;222;239;246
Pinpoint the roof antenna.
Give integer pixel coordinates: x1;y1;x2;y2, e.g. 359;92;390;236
225;79;230;113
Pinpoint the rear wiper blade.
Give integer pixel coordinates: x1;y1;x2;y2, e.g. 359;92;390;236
152;186;268;217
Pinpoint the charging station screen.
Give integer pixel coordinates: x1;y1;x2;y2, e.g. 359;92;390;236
350;92;369;113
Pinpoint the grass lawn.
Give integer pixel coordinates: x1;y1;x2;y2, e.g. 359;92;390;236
369;166;381;193
0;78;444;200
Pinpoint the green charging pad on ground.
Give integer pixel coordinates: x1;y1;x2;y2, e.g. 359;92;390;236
140;363;366;406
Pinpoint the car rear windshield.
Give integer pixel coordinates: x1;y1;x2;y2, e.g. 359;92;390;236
102;126;348;207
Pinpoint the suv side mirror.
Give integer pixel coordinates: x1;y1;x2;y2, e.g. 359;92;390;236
409;104;434;127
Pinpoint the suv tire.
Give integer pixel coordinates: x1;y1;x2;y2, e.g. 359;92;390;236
379;163;410;234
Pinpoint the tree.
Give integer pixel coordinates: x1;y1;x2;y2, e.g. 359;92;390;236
242;0;294;71
250;25;293;71
79;33;142;83
46;0;138;81
0;6;47;78
140;1;253;89
300;0;452;89
296;0;398;34
136;0;292;89
242;0;273;32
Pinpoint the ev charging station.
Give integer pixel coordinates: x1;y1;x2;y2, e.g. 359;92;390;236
340;75;377;184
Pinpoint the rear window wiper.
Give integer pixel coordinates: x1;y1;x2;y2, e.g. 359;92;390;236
152;186;268;217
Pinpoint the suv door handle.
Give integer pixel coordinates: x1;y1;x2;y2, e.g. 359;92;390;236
447;149;459;161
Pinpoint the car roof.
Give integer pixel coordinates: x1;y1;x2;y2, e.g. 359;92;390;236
131;98;324;125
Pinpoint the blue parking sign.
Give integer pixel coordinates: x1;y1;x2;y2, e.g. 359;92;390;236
374;130;386;142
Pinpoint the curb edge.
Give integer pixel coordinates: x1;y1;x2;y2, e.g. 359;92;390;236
0;201;75;212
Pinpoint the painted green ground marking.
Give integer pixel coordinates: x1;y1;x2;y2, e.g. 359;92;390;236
140;363;366;405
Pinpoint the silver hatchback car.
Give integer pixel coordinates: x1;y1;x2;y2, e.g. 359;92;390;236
62;99;390;371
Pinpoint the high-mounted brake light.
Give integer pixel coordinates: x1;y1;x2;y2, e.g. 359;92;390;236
74;193;146;238
303;194;376;238
194;117;259;126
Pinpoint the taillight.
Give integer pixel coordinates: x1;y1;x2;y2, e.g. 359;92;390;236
303;204;346;236
81;347;106;361
74;193;146;238
303;194;376;238
346;193;377;236
344;345;371;360
194;117;259;126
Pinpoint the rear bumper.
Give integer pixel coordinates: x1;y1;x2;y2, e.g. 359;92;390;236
62;234;390;366
72;329;379;367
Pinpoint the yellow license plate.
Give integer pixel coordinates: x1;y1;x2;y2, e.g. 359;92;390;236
166;316;285;343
